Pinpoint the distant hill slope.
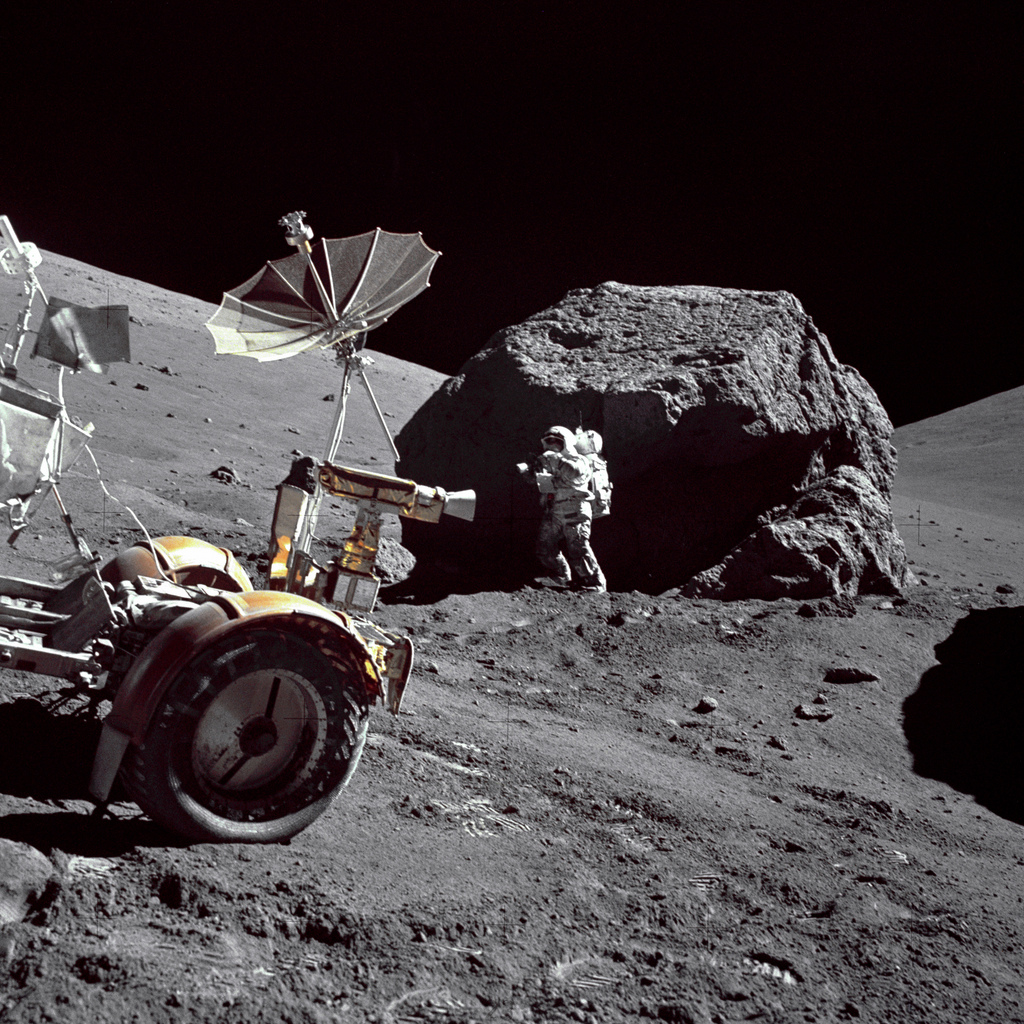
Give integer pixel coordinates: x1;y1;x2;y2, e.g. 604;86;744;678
0;248;448;462
893;385;1023;522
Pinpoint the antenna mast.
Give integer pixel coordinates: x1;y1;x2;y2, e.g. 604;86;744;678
0;215;48;377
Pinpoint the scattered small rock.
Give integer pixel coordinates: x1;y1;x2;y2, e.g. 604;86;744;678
73;953;127;986
824;667;879;684
323;394;336;402
996;583;1017;595
795;704;834;721
286;426;301;434
134;383;149;391
767;735;788;750
797;594;857;618
812;692;829;704
204;416;212;423
166;412;175;418
656;1002;711;1024
694;696;718;714
210;465;242;484
718;980;752;1002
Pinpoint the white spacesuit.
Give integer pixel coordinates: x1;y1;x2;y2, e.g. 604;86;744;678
529;426;607;592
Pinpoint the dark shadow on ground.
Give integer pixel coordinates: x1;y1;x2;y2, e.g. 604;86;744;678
0;696;188;852
0;811;185;856
0;697;103;801
903;605;1023;825
380;561;536;605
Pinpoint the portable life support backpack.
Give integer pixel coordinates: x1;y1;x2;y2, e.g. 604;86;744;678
588;454;612;517
575;429;612;518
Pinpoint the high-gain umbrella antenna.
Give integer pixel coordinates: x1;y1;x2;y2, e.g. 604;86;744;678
277;212;399;467
207;214;440;564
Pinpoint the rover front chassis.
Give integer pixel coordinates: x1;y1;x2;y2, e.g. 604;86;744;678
0;636;101;680
0;555;414;843
1;574;108;683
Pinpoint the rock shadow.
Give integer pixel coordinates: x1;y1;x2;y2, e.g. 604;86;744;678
398;453;798;597
380;560;532;605
902;605;1023;825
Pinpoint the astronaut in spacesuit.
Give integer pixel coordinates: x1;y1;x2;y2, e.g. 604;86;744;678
526;426;606;593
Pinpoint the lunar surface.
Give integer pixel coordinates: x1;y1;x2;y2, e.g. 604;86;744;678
0;252;1021;1023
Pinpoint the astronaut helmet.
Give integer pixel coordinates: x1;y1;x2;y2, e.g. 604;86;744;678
575;429;603;456
541;426;576;453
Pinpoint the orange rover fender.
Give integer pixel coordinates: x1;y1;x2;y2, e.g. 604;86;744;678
99;536;253;592
88;590;382;804
156;536;253;592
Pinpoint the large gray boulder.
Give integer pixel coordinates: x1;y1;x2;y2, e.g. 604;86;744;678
396;282;911;598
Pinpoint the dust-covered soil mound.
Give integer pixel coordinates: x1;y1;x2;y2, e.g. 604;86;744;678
0;578;1021;1024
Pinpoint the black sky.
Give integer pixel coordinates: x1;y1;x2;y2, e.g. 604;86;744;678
5;3;1019;426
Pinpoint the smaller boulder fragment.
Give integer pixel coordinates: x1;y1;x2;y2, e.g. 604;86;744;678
376;536;417;585
795;704;834;721
0;840;55;925
210;465;242;485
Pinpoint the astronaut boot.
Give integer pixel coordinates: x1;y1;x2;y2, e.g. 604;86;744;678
573;569;606;593
535;572;572;589
534;547;572;588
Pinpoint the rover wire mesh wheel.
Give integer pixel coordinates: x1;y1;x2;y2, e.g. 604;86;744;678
120;627;370;843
